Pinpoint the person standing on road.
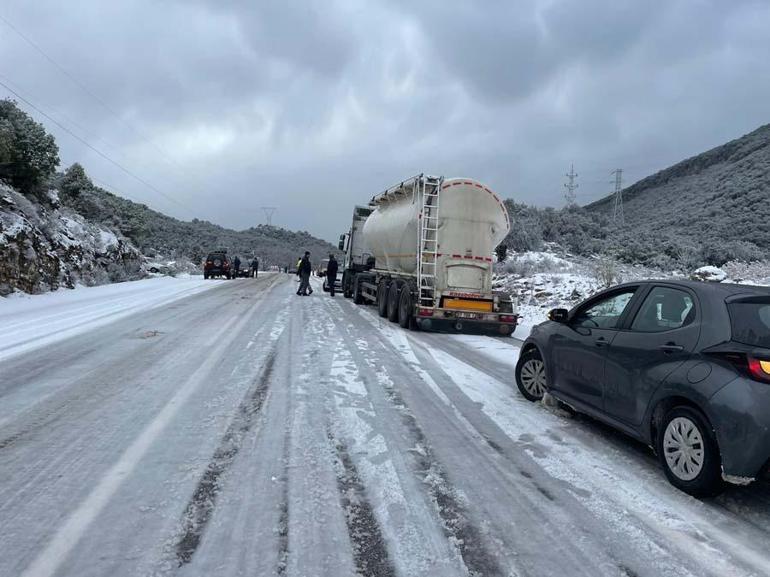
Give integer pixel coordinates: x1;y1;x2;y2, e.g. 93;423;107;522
233;255;241;278
250;257;259;278
297;251;313;296
326;254;338;297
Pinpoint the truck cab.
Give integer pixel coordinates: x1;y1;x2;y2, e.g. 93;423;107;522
339;205;373;297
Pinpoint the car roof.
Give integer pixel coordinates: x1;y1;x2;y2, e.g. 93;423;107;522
613;278;770;297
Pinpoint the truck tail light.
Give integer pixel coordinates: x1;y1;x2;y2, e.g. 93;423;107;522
418;308;434;317
499;315;515;323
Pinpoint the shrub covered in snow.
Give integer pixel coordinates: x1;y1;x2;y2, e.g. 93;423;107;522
690;266;728;282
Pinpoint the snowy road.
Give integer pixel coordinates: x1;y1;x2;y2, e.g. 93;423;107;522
2;274;770;577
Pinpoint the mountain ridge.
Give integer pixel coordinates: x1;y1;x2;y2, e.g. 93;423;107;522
584;123;770;258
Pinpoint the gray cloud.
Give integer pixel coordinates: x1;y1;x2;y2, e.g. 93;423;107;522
1;0;769;241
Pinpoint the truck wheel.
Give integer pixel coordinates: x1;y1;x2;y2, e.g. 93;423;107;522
387;281;400;322
377;279;389;317
353;276;364;304
343;272;353;298
398;288;414;329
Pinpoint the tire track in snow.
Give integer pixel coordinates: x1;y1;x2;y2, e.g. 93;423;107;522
322;297;503;577
327;429;396;577
382;382;504;577
16;298;260;577
276;434;290;576
347;300;651;576
175;350;277;566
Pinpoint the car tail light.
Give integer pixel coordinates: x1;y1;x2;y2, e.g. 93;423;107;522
709;350;770;384
748;357;770;383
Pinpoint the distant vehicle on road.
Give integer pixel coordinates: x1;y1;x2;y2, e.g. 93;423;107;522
316;258;329;277
516;279;770;497
203;251;232;279
323;275;342;293
338;174;518;334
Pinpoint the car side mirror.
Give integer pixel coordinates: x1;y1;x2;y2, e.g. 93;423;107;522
338;234;345;251
548;308;569;323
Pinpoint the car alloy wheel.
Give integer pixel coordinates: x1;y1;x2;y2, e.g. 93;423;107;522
519;358;546;399
663;416;705;481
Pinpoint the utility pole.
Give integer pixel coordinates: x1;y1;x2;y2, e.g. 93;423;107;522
564;163;578;206
261;206;277;226
611;169;624;225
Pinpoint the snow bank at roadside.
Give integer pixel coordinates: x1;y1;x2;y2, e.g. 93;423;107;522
0;276;220;361
494;250;770;338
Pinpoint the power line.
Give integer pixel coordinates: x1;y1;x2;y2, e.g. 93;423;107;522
563;163;578;206
0;75;190;213
0;12;189;176
90;176;139;202
0;72;124;155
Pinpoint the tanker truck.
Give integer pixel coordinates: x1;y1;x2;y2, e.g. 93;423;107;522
338;174;519;335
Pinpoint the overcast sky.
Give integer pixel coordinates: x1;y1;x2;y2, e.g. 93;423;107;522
2;0;769;241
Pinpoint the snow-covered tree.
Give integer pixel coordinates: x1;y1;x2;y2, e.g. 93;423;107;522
60;163;94;198
0;99;60;193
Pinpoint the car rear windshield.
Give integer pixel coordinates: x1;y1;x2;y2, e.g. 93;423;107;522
728;300;770;348
207;253;226;260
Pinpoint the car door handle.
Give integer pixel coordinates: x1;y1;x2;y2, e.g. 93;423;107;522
659;343;684;353
595;337;608;348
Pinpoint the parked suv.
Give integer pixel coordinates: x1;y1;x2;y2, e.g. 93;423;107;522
203;251;232;279
516;279;770;497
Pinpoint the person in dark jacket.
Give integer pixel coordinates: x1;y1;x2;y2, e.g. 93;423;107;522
297;252;313;295
233;255;241;277
326;254;338;297
250;257;259;278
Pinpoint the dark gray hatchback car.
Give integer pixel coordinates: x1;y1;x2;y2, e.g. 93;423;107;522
515;279;770;497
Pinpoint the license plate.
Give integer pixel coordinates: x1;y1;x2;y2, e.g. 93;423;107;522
457;312;478;319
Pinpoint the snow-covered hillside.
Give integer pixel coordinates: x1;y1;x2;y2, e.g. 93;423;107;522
495;249;770;335
0;185;144;295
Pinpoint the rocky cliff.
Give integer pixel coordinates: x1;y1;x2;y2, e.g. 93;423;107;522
0;185;143;295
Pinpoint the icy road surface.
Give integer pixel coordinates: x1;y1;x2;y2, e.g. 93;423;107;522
1;274;770;577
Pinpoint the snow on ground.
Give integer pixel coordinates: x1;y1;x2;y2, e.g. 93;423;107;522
0;276;222;362
512;250;575;270
424;346;770;577
447;333;520;365
3;274;770;577
495;250;770;339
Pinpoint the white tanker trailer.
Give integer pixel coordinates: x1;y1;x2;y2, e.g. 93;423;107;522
338;174;519;334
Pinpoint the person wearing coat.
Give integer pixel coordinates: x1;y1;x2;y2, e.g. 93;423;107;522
250;257;259;278
326;254;338;297
233;255;241;277
297;252;313;296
